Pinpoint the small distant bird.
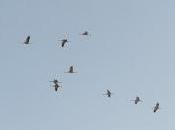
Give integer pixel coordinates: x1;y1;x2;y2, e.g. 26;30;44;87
50;79;61;84
131;96;143;104
153;102;160;113
80;31;89;36
24;36;30;44
50;79;62;92
66;66;77;73
59;39;69;47
103;89;112;98
52;83;62;91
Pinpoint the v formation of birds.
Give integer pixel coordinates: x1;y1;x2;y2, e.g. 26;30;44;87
23;31;160;113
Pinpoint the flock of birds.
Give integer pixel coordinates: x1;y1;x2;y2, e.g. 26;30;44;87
23;31;160;113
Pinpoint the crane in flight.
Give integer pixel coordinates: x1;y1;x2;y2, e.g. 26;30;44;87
130;96;143;104
49;79;62;92
59;39;70;47
103;89;113;98
65;66;77;73
153;102;160;113
24;36;31;44
80;31;89;36
52;83;62;91
50;79;62;84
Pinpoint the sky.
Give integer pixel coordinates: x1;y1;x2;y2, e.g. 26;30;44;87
0;0;175;130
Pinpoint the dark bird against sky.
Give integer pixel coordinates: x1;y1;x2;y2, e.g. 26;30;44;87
103;89;112;98
66;66;77;73
50;79;62;84
24;36;30;44
52;83;62;91
80;31;89;36
131;96;143;104
153;102;160;113
59;39;69;47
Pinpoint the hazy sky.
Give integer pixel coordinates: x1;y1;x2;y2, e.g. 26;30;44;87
1;0;175;130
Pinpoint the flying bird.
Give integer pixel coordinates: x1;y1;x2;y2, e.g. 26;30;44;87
66;66;77;73
131;96;143;104
80;31;89;36
153;102;160;113
24;36;30;44
49;79;62;92
50;79;62;84
52;83;62;92
59;39;69;47
103;89;112;98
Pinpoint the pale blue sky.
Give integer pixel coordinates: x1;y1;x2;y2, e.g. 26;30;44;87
0;0;175;130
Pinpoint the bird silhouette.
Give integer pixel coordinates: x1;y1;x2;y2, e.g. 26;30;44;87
153;102;160;113
131;96;143;104
24;36;30;44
